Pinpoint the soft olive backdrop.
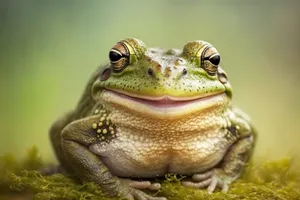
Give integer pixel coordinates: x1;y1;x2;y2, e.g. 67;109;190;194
1;1;299;164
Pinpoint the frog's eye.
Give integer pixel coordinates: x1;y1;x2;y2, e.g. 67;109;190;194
199;43;221;75
109;38;147;72
109;43;130;72
182;40;220;76
201;52;221;75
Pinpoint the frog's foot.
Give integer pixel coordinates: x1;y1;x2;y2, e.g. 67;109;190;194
181;168;235;194
118;178;167;200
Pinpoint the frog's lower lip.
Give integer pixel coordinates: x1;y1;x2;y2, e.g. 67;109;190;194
100;89;228;118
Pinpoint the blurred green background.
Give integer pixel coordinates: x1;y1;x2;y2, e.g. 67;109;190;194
1;0;299;164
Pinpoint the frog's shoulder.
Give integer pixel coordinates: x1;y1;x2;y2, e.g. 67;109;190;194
73;65;107;119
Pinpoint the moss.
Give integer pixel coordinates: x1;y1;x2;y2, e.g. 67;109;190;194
1;147;299;200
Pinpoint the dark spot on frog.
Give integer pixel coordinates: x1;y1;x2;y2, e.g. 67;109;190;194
225;125;240;139
182;68;187;76
228;125;238;134
148;68;155;77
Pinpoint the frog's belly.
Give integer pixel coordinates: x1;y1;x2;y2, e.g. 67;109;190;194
89;136;234;178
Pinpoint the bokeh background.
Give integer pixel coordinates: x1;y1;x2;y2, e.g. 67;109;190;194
1;0;299;165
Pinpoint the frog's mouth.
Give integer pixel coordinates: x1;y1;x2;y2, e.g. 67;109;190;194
100;89;228;118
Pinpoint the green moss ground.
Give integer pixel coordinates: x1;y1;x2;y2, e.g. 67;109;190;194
0;147;299;200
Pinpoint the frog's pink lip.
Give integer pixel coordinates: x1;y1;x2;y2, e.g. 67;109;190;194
102;89;225;108
100;89;227;117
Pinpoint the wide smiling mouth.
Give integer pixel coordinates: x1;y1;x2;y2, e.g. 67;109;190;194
100;89;228;118
104;89;223;108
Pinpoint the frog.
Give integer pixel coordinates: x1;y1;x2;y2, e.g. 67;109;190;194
49;38;256;200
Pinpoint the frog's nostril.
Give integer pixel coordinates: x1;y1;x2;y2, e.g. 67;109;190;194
148;68;154;77
182;68;188;76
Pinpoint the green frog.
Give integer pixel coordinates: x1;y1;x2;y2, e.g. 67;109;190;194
50;38;256;200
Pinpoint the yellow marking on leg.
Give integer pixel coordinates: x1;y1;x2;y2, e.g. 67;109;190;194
92;123;97;129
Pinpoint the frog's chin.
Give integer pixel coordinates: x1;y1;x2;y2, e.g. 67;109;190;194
99;89;229;118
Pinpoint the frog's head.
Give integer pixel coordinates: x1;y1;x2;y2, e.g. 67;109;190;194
92;38;232;118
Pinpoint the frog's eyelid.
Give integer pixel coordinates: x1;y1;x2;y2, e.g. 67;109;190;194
201;45;220;64
116;43;130;58
204;53;220;59
122;42;136;56
200;46;211;66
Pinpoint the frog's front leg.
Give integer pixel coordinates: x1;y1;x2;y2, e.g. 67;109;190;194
182;108;256;193
61;115;166;200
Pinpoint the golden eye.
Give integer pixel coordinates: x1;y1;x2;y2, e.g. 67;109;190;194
109;42;130;72
200;46;220;75
182;40;221;75
108;38;146;73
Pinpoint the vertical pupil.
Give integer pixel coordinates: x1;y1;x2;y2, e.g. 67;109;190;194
109;51;122;62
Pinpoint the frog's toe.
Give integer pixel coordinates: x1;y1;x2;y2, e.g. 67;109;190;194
207;174;229;194
181;168;232;194
129;180;161;191
119;179;166;200
130;189;167;200
181;178;212;189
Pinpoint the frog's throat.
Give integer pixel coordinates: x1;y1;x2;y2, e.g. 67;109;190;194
99;89;229;119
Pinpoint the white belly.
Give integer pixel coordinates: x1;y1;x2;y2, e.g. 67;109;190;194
89;105;236;177
89;130;234;178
